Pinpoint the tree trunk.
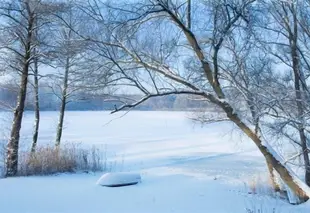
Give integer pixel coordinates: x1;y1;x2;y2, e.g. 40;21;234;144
267;158;281;192
55;57;70;147
31;52;40;153
187;0;191;29
6;64;30;177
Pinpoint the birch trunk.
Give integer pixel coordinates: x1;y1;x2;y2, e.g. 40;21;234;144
31;51;40;153
55;57;70;147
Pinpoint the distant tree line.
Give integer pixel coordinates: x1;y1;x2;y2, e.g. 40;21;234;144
0;82;209;111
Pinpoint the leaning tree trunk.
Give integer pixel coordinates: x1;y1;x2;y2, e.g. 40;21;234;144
31;53;40;153
267;160;281;192
186;24;309;202
181;25;309;201
55;57;70;147
122;3;310;202
220;101;309;202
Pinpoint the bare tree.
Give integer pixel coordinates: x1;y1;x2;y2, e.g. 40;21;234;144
30;1;64;153
83;0;310;202
0;0;38;177
49;2;112;146
0;0;67;176
49;5;85;146
254;0;310;187
219;35;283;191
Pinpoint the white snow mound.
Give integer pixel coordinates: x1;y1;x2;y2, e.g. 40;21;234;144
96;172;141;187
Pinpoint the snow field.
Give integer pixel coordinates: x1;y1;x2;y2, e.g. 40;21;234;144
0;111;309;213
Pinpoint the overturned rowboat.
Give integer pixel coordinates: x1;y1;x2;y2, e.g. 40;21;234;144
96;172;141;187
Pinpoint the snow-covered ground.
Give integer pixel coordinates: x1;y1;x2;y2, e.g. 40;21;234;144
0;111;309;213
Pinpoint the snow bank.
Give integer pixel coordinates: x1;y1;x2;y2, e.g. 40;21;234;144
96;172;141;187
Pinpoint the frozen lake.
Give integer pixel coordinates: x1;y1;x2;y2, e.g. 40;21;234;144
0;111;309;213
0;111;260;172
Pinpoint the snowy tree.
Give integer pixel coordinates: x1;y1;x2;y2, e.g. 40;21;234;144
0;0;66;176
82;0;310;202
253;0;310;187
47;2;113;146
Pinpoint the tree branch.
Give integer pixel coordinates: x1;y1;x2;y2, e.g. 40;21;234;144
111;90;206;113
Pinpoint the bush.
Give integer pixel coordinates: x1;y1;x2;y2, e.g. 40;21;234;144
17;143;109;176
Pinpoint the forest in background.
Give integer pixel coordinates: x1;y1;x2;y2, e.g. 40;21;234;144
0;83;208;111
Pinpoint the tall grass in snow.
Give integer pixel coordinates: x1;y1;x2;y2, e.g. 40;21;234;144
18;143;109;176
1;143;112;177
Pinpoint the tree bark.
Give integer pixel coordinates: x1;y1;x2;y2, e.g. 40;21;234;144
31;50;40;153
267;158;281;192
6;72;29;177
187;0;191;30
55;57;70;147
